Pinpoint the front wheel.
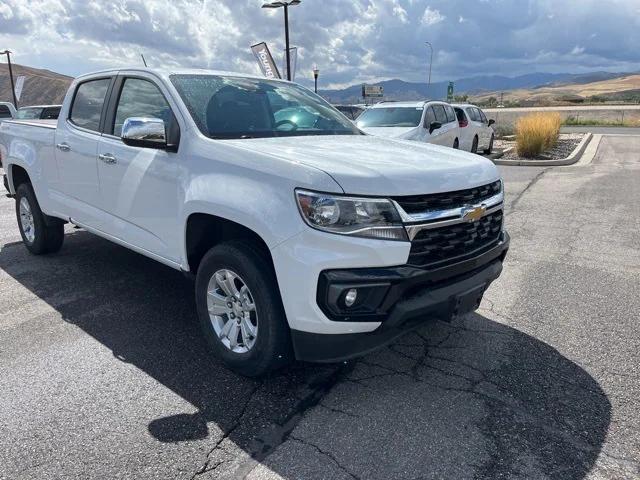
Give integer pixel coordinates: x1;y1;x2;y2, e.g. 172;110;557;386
15;183;64;255
453;139;459;149
195;241;293;377
471;136;479;154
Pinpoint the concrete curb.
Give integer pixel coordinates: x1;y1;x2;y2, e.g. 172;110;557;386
492;132;593;167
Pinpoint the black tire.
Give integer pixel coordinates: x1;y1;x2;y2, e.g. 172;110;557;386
195;241;293;377
484;134;494;155
15;183;64;255
453;139;459;149
471;136;479;154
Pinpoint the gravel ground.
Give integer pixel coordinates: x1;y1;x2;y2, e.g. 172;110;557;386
496;133;584;160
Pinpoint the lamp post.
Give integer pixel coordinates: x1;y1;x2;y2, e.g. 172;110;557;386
1;50;18;108
262;0;301;81
313;66;319;93
425;41;433;95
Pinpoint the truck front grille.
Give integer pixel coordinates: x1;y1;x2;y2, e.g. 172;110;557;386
393;180;502;214
407;210;503;267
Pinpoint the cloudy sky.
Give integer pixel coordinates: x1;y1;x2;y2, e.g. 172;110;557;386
1;0;639;88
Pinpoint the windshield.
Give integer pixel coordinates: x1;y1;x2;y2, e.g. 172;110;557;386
16;108;43;120
171;75;361;139
356;107;423;128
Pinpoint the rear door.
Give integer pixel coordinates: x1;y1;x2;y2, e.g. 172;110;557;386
477;108;491;148
443;104;459;147
96;74;183;263
54;76;114;226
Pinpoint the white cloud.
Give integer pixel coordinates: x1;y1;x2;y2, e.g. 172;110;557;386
0;0;639;90
421;6;445;26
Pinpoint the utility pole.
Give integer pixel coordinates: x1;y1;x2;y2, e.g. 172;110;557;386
425;42;433;95
262;1;301;82
1;50;18;108
313;66;319;93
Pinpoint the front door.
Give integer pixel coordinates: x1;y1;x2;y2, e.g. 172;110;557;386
96;76;182;263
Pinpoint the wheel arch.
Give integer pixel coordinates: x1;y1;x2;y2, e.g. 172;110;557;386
7;164;31;194
184;212;275;275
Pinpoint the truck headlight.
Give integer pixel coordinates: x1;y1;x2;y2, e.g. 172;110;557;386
295;190;408;241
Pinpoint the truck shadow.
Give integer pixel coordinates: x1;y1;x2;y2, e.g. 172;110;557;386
0;231;610;479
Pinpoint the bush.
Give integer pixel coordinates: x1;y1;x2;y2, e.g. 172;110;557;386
516;113;561;158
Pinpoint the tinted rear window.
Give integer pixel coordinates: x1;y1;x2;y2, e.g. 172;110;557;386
70;78;111;132
0;105;12;119
357;107;423;128
41;107;61;120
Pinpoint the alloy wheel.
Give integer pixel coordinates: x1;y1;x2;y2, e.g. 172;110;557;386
207;269;258;353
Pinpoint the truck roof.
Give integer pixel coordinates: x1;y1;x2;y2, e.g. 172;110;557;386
75;67;288;84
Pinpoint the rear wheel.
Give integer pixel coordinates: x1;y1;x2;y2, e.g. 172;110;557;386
453;138;459;149
484;135;495;155
471;136;479;154
15;183;64;255
195;241;293;377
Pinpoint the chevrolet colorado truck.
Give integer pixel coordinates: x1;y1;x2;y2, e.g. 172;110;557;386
0;68;509;376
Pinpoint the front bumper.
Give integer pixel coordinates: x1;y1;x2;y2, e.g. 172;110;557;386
292;231;509;362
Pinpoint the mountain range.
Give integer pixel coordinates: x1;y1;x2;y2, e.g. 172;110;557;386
319;71;632;104
1;62;637;107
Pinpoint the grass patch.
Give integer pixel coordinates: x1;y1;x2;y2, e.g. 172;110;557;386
562;116;638;127
516;113;561;158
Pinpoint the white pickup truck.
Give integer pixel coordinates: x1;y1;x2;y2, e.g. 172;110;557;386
0;68;509;376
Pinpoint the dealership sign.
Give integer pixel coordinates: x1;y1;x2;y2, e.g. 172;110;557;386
362;84;383;98
251;42;281;79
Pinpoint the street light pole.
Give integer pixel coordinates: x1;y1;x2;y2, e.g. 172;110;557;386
313;66;319;93
425;42;433;96
262;0;301;82
1;50;18;108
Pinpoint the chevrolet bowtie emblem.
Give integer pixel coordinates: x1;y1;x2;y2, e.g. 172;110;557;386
462;205;486;223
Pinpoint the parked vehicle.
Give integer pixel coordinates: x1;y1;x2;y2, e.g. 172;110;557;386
452;104;495;154
334;104;365;120
16;105;62;121
356;101;461;149
0;103;17;168
0;102;16;122
0;68;508;376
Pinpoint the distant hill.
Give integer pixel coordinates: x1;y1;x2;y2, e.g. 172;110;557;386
472;73;640;105
320;72;632;104
0;63;73;107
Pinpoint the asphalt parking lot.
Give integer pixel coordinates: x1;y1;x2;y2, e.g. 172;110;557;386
1;136;638;479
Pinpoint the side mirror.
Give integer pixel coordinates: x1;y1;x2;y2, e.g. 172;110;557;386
121;117;168;149
488;119;495;126
429;121;442;134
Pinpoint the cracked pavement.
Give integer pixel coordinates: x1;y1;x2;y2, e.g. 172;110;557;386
1;136;639;479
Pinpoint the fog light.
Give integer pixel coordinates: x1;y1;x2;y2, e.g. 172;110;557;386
344;289;358;307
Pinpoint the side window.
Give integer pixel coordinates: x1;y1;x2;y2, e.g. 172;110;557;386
113;78;174;137
41;107;61;120
468;108;480;122
478;109;488;124
0;105;12;119
433;104;448;124
424;106;436;127
70;79;111;131
445;105;456;123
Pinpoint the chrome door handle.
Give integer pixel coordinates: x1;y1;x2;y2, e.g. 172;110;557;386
56;143;71;152
98;153;117;164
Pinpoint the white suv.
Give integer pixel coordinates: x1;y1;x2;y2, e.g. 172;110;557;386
356;101;461;149
452;104;495;154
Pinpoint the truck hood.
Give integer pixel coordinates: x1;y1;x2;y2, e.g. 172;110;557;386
359;126;417;139
224;135;499;196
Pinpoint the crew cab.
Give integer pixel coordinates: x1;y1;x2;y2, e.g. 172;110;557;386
0;68;509;376
356;100;461;149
